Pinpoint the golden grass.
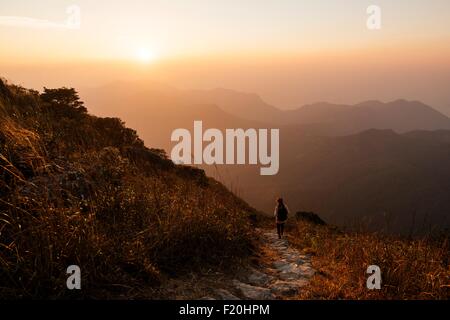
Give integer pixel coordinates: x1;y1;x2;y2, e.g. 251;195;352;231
0;81;256;298
288;220;450;299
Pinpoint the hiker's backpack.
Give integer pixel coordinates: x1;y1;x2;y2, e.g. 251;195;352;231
277;204;288;221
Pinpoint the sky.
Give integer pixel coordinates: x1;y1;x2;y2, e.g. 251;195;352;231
1;0;450;113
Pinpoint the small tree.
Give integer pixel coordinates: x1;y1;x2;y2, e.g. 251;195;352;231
41;87;87;114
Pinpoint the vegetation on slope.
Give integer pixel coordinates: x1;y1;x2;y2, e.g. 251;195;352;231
0;79;256;299
288;214;449;299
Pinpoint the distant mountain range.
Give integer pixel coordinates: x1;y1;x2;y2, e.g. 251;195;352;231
274;128;450;232
81;81;450;233
183;87;450;134
82;81;450;135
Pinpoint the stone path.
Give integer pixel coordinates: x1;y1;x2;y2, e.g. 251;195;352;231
205;229;315;300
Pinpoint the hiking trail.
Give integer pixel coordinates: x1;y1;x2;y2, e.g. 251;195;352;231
202;228;315;300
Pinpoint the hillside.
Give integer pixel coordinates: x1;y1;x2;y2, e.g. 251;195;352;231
274;128;450;232
288;216;449;299
0;79;257;298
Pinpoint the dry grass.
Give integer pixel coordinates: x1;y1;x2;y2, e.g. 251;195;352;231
288;220;450;299
0;80;256;299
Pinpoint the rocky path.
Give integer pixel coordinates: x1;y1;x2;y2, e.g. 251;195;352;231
204;228;315;300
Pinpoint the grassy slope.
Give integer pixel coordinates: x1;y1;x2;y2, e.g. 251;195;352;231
287;219;449;299
0;80;257;298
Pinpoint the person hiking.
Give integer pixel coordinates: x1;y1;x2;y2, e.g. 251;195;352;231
274;197;289;239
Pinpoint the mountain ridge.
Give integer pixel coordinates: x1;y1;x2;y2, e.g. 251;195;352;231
81;81;450;134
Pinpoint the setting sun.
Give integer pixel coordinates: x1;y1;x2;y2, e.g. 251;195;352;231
135;47;156;63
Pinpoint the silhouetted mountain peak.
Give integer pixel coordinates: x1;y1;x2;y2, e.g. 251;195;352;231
355;100;384;108
358;128;398;138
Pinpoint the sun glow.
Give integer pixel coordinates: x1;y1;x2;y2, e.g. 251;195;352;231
135;47;156;63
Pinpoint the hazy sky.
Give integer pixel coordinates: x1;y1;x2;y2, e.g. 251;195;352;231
1;0;450;113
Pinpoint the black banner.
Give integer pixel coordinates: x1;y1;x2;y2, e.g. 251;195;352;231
1;300;446;319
